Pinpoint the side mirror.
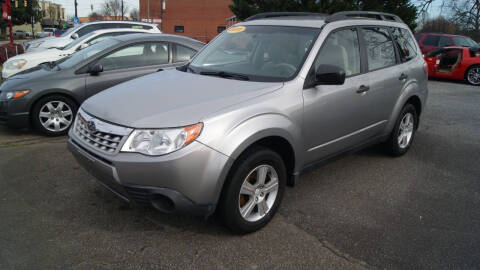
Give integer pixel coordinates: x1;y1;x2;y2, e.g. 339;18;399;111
77;43;89;51
315;64;346;85
71;33;79;40
88;64;103;75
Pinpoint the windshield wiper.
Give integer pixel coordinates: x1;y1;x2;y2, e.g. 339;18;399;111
199;71;250;81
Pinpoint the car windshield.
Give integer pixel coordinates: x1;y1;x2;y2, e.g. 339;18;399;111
189;25;320;82
58;38;119;70
60;24;81;37
61;32;96;50
452;36;477;47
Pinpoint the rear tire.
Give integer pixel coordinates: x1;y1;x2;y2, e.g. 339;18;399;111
220;146;286;234
466;65;480;86
32;95;77;136
386;103;418;157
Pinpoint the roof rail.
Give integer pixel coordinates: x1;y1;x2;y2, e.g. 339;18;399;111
245;12;326;21
326;11;404;23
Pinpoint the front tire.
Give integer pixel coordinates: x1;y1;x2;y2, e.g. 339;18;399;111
32;95;77;136
386;103;418;156
220;147;286;234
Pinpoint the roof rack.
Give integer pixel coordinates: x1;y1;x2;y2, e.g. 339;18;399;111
244;12;326;21
325;11;403;23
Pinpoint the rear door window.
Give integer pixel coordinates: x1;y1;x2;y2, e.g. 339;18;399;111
423;35;440;46
362;27;396;71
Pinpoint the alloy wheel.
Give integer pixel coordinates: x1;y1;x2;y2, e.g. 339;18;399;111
397;112;414;149
467;67;480;85
238;165;279;222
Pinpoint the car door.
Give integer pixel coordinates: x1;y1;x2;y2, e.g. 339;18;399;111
84;41;172;98
303;27;380;162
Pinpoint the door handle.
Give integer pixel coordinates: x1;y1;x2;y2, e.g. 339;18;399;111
356;85;370;94
399;73;408;80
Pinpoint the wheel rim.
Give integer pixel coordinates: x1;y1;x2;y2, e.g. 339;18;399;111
467;67;480;85
238;164;279;222
39;101;73;132
397;112;414;149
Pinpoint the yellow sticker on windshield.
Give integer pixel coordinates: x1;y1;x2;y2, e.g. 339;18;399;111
227;26;245;34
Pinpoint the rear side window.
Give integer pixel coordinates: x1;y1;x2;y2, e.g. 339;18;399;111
391;28;418;62
314;28;361;76
423;35;440;46
362;27;396;71
439;36;453;47
173;44;197;62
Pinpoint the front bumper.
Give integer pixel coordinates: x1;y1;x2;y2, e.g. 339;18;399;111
0;99;30;128
68;131;233;216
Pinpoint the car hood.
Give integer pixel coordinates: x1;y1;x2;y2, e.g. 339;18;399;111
34;36;69;48
6;65;55;81
7;48;64;63
82;69;283;128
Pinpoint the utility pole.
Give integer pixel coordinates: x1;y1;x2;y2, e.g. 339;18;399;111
74;0;77;18
147;0;150;21
121;0;124;21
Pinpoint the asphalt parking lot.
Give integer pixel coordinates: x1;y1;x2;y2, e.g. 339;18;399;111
0;80;479;269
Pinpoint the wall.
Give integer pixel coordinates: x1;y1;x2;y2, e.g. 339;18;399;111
139;0;234;42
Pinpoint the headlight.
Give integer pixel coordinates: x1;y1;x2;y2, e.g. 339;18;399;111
121;123;203;156
5;90;30;99
4;59;27;70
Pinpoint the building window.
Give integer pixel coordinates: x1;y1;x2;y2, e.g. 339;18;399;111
217;26;226;33
174;26;184;33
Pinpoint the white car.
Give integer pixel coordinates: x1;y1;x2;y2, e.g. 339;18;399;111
3;29;154;79
25;21;161;52
37;28;56;38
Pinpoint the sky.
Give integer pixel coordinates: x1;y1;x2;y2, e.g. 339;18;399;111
48;0;140;17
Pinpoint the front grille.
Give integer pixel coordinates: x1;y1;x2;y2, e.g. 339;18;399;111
72;109;132;155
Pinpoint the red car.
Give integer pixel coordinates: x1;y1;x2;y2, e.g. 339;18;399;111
424;46;480;85
415;33;478;54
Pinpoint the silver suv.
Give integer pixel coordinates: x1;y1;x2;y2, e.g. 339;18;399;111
68;12;428;233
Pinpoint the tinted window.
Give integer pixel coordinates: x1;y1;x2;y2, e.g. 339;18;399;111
439;36;453;47
452;36;477;47
391;28;418;62
363;27;396;70
76;25;100;37
174;26;184;33
314;28;360;76
414;34;422;42
423;35;440;46
173;44;196;62
97;42;169;71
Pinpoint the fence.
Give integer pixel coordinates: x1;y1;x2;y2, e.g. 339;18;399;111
0;43;25;65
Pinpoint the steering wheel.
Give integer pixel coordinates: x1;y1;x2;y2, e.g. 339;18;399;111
274;63;297;76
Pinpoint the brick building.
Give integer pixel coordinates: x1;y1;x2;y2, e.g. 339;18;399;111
139;0;236;42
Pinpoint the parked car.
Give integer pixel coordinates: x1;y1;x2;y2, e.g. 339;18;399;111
24;21;162;52
415;32;478;54
54;29;66;37
3;28;155;79
37;28;56;38
67;11;428;233
0;34;203;135
424;46;480;85
13;30;32;39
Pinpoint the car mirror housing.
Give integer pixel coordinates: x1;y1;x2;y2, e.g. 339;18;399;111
88;64;103;75
71;33;79;40
77;43;89;51
315;64;346;86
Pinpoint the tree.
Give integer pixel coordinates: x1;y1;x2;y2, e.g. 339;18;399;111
130;8;140;21
102;0;128;20
229;0;418;30
420;16;457;33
